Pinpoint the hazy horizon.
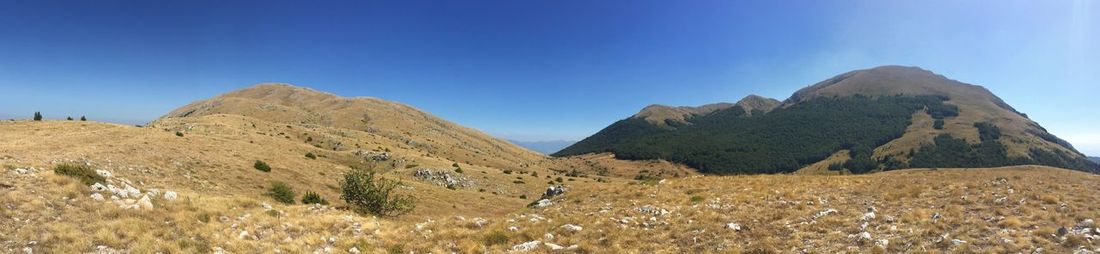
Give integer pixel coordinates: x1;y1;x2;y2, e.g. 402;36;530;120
1;1;1097;155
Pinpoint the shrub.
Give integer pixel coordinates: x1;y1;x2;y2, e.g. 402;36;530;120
301;191;329;205
690;195;705;204
305;152;317;159
175;131;184;137
66;116;73;120
53;164;105;185
482;231;509;246
254;160;271;172
933;119;945;130
33;112;42;121
454;167;463;174
267;182;295;204
80;115;86;121
341;168;416;216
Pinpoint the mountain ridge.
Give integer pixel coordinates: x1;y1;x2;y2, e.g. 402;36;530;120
556;65;1098;174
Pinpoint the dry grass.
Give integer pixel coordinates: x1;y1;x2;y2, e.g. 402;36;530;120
2;119;1098;253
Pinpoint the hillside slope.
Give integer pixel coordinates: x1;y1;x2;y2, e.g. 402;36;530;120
556;66;1098;174
155;84;545;172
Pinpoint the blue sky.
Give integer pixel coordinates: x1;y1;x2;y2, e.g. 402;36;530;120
1;1;1097;155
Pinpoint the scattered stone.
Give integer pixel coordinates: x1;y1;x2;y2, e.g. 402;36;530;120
95;169;112;178
472;217;489;228
1078;219;1095;228
875;239;889;248
508;226;519;232
262;202;273;210
544;233;555;241
164;191;178;200
512;241;541;252
14;168;30;174
137;195;154;210
545;242;564;250
861;212;876;221
90;183;108;192
348;247;360;254
859;232;872;242
561;224;583;232
951;239;967;246
542;185;566;199
813;208;838;219
412;168;475;188
238;230;249;239
931;213;942;220
725;223;742;231
90;193;105;201
533;199;553;208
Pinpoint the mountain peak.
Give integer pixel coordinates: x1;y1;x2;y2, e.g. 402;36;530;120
632;103;734;126
735;95;781;115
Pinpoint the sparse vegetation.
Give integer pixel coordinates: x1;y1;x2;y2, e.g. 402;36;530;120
300;191;329;205
340;168;416;217
53;163;105;185
80;115;86;121
175;131;184;137
267;182;296;204
33;111;42;121
482;231;509;246
254;160;271;172
305;152;317;159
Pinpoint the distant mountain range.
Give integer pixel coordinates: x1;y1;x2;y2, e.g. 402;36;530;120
509;140;576;155
1091;156;1100;164
556;66;1099;174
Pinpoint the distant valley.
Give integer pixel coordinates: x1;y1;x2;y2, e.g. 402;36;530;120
508;140;576;155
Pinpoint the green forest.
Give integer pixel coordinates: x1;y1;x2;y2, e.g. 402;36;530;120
556;95;1099;174
556;95;953;174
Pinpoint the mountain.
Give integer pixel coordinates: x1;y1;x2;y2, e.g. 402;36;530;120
1091;156;1100;164
555;65;1099;174
508;140;576;154
155;83;546;171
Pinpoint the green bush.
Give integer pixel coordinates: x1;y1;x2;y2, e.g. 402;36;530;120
66;116;73;121
33;112;42;121
80;116;87;121
53;164;105;185
301;191;329;205
482;231;509;246
305;152;317;159
690;195;705;204
340;168;416;217
267;182;295;204
175;131;184;137
254;160;271;172
933;119;945;130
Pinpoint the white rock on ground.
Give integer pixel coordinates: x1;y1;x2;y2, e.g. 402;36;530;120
725;223;742;231
545;242;564;250
164;191;178;200
534;199;553;208
472;217;489;227
137;195;154;210
561;224;583;232
124;185;141;198
90;193;105;201
859;232;872;242
90;183;107;192
14;168;30;174
544;233;554;241
95;169;112;178
348;247;360;254
511;241;541;252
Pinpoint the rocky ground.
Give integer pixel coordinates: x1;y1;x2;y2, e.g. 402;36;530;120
4;120;1100;253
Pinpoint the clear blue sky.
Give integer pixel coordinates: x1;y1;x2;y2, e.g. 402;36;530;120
1;1;1097;155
